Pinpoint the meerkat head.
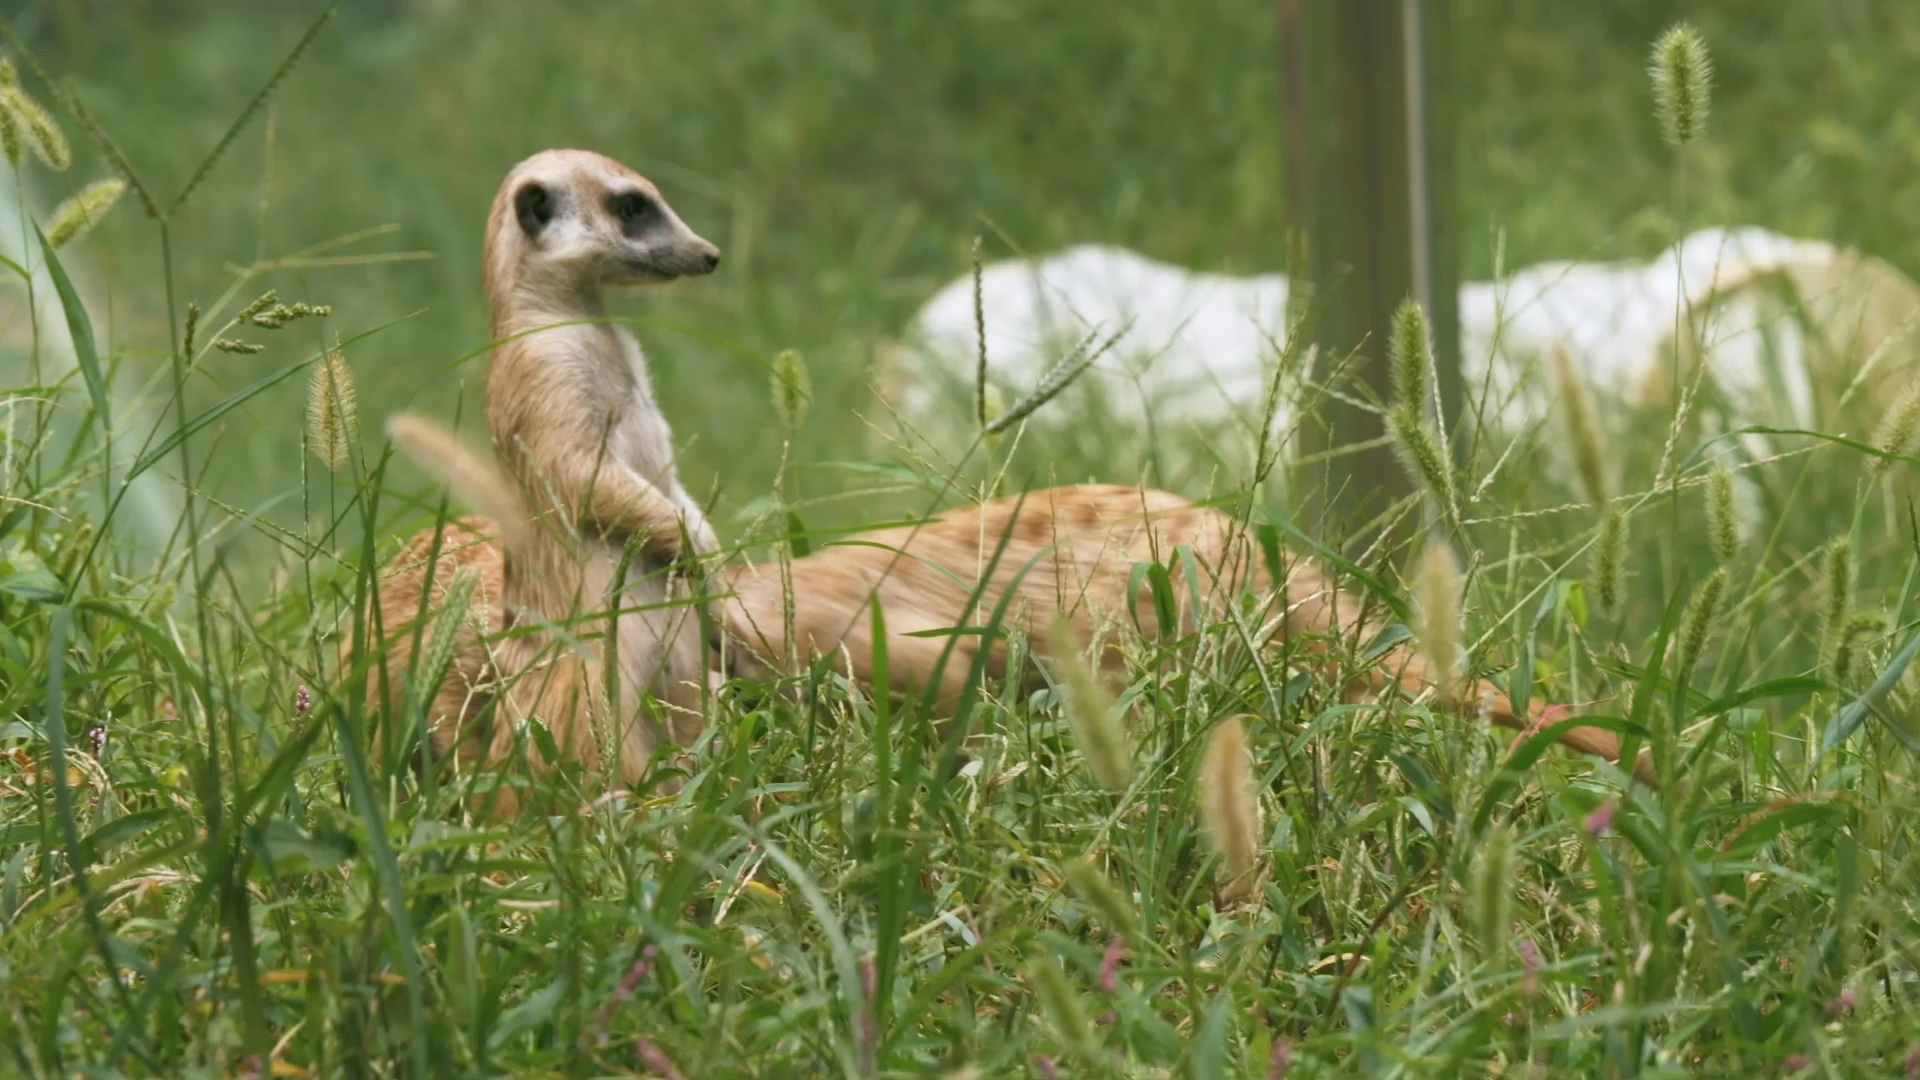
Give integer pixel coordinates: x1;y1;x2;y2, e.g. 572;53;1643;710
488;149;720;306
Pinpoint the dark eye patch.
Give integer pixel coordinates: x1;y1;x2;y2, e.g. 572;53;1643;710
514;182;554;237
608;190;657;230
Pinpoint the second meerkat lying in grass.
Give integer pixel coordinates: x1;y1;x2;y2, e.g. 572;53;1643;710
715;484;1638;773
356;149;721;813
376;421;1641;807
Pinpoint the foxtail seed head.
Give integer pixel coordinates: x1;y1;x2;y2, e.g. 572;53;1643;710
1593;506;1628;614
770;348;812;429
1199;716;1262;906
1048;614;1132;792
1472;824;1513;953
1677;567;1727;676
0;85;68;170
1833;611;1887;686
1650;23;1712;146
1871;377;1920;475
1821;536;1855;664
1410;536;1466;700
1062;855;1138;938
1707;465;1739;564
0;93;18;167
1388;403;1457;523
45;178;126;248
1389;298;1433;410
1552;345;1610;505
307;348;359;472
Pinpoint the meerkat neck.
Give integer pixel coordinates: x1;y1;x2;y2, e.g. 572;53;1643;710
489;268;610;342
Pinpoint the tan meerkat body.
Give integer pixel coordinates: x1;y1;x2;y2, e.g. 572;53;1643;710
357;149;721;809
716;484;1640;774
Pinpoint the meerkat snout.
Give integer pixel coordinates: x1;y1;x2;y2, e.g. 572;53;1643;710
611;191;719;282
671;233;721;276
601;178;717;282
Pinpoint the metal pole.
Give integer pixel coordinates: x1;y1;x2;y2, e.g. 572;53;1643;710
1279;0;1458;539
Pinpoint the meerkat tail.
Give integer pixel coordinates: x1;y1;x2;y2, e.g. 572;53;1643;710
1346;638;1654;783
386;412;533;553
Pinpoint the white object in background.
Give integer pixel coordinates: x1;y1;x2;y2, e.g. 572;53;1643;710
888;227;1920;470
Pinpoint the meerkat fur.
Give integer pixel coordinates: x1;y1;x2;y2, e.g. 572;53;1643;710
718;484;1646;778
356;149;722;814
366;462;1645;805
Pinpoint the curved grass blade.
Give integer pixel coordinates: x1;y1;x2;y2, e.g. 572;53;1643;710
750;831;865;1078
1472;715;1649;834
1820;626;1920;757
1721;796;1851;860
1698;676;1830;717
34;223;109;433
1268;514;1412;626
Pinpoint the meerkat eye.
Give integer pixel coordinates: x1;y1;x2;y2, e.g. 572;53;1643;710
609;191;656;228
514;182;554;237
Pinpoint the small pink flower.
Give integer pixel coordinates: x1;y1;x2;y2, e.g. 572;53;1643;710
1097;934;1124;994
295;683;311;716
635;1038;687;1080
1584;801;1615;840
587;944;658;1048
1825;986;1856;1017
1904;1041;1919;1078
1517;937;1540;997
86;726;106;756
1784;1054;1811;1072
1034;1054;1059;1079
1267;1039;1291;1080
858;955;878;1076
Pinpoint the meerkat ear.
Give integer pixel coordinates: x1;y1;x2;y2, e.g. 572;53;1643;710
513;182;554;237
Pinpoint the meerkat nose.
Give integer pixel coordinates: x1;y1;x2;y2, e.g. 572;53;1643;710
703;250;721;272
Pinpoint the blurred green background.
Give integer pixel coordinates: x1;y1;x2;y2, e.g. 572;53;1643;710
15;0;1920;542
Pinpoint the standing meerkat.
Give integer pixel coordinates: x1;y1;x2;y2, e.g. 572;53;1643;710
358;149;721;811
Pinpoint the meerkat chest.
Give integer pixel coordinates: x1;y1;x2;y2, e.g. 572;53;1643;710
602;332;680;490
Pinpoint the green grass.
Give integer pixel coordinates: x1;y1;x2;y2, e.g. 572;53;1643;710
3;2;1920;1077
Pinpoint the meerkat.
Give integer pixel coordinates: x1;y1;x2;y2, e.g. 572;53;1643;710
377;427;1643;795
356;148;722;812
362;154;1638;804
716;484;1644;777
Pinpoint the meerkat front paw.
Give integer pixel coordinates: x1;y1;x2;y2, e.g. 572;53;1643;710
677;498;720;557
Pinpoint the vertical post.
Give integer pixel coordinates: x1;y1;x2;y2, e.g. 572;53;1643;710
1279;0;1458;539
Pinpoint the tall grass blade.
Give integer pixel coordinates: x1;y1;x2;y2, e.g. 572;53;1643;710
168;2;337;216
33;223;108;432
1820;627;1920;756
